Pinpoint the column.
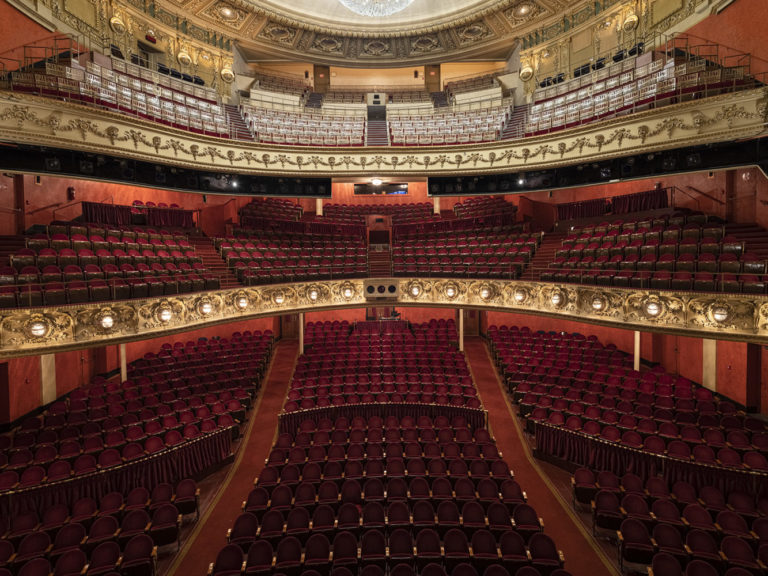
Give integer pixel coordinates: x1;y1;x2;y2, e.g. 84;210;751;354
298;312;304;355
458;308;464;352
316;199;323;217
746;343;762;412
40;354;56;405
633;331;641;371
702;339;717;391
433;197;441;215
119;344;127;382
13;175;25;235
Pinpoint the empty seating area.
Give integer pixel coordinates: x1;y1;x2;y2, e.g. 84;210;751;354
0;478;196;576
216;224;367;285
392;220;539;279
321;203;436;225
488;324;768;478
324;90;367;105
389;104;509;146
389;90;432;104
5;57;231;137
444;73;500;99
211;314;572;576
0;330;272;497
284;320;481;414
525;52;753;136
240;103;366;146
538;211;768;293
251;72;311;100
574;468;768;576
239;198;304;223
0;221;218;308
453;197;518;220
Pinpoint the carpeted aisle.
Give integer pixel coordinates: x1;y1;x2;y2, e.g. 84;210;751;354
168;339;299;576
463;337;617;576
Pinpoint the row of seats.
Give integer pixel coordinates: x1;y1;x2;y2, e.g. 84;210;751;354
239;199;303;222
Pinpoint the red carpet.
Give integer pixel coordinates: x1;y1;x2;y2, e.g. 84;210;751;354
463;337;616;576
168;339;299;576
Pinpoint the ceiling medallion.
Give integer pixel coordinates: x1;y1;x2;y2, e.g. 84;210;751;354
505;0;542;24
338;0;416;18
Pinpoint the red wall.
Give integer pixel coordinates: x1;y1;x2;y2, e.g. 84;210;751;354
685;0;768;77
6;356;41;423
0;174;249;237
0;3;57;69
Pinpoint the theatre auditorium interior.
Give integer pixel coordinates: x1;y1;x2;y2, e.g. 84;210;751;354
2;0;768;575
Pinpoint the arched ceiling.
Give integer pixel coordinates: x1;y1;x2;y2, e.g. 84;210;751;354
151;0;584;66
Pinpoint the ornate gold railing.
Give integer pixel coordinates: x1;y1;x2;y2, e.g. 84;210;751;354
3;277;768;359
0;88;766;177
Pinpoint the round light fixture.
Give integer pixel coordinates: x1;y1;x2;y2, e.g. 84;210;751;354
513;289;526;303
100;314;115;330
273;292;285;305
371;178;383;186
343;286;354;299
591;297;605;311
645;301;661;317
158;307;173;323
480;286;491;300
235;295;249;310
220;67;235;83
218;5;237;19
308;289;319;302
177;51;192;66
198;300;213;316
109;16;126;34
551;292;563;307
519;66;534;82
410;284;422;297
338;0;415;18
444;284;457;299
514;2;532;17
712;306;729;323
28;320;48;338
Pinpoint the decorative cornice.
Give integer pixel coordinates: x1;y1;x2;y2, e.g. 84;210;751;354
2;278;768;359
0;88;765;178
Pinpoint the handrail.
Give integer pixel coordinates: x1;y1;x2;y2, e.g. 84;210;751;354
683;185;725;206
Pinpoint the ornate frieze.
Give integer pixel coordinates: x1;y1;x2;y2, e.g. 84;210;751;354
0;88;765;178
2;278;768;359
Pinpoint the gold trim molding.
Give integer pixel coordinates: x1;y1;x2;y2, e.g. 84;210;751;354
2;278;768;359
0;88;766;177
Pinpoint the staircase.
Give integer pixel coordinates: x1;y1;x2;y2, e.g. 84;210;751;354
724;223;768;259
519;232;565;281
187;235;242;289
305;92;324;109
367;247;392;276
224;104;253;141
500;104;528;140
0;235;26;267
430;91;449;108
366;106;389;146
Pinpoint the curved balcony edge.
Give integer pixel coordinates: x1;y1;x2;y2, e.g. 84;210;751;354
1;277;768;359
0;89;766;178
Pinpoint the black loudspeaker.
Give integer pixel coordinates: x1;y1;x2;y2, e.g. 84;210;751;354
202;194;207;203
414;70;419;78
364;280;399;299
304;71;309;79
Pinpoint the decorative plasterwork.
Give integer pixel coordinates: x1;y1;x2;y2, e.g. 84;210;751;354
3;278;768;359
0;88;765;178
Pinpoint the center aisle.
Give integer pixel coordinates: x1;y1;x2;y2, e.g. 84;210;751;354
463;336;617;576
169;339;299;576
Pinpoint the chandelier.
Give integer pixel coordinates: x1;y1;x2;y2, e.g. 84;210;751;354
338;0;415;17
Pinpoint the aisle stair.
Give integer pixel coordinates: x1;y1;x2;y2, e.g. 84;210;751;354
367;247;392;276
188;235;242;289
366;106;389;146
225;104;253;141
501;104;528;140
519;232;565;281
